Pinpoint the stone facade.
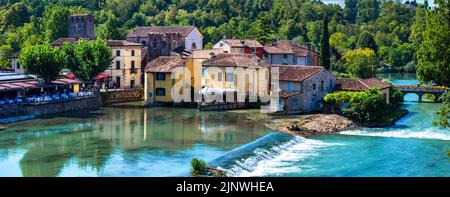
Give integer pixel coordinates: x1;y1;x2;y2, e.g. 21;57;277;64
147;33;184;62
278;68;336;114
105;41;143;89
68;14;95;39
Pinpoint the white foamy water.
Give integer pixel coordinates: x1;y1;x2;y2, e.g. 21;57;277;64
340;128;450;141
220;137;342;177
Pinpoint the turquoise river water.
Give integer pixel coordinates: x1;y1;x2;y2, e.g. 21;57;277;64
0;73;449;177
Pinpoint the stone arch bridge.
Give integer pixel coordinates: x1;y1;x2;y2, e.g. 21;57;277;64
394;85;448;102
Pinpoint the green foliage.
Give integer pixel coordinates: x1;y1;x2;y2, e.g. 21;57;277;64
357;31;377;52
19;45;66;83
344;48;376;78
42;5;70;43
433;92;450;128
416;0;450;87
190;158;206;175
61;40;112;81
320;16;330;69
389;43;416;68
0;0;425;75
325;88;392;123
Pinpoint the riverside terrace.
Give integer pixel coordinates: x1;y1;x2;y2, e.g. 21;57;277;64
0;72;95;119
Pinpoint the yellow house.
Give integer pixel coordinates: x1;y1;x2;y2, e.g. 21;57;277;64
200;53;270;100
105;40;143;89
144;56;202;105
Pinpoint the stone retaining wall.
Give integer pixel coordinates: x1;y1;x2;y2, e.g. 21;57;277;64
0;96;102;124
101;89;144;105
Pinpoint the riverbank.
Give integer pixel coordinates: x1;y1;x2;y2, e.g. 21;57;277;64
266;108;409;137
267;114;358;137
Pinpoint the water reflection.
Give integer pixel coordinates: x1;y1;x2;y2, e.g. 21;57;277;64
0;107;271;177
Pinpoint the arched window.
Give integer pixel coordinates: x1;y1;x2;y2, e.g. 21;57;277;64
191;42;197;50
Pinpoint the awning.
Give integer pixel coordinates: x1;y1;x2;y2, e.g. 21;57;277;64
52;78;81;85
0;80;40;91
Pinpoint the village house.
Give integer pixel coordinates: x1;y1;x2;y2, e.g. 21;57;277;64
276;65;336;114
213;39;264;58
335;78;392;103
51;38;144;90
191;49;227;62
144;56;202;106
201;53;270;100
264;40;320;66
104;40;143;89
10;52;24;74
126;26;203;62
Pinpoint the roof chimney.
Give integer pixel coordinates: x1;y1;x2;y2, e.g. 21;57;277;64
208;52;215;58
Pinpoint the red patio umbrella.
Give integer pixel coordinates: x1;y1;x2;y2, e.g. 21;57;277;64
95;73;109;80
66;73;76;79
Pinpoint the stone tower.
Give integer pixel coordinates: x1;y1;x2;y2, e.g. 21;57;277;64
68;14;95;39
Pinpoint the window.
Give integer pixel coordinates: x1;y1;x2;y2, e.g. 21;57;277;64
217;72;222;81
16;62;20;69
283;54;288;59
130;80;135;88
320;80;324;91
226;73;233;82
141;41;147;46
329;79;333;90
116;76;121;88
116;61;120;69
116;50;121;56
287;82;293;91
313;84;316;90
131;50;135;56
202;68;206;77
156;88;165;96
251;48;256;53
156;73;165;81
191;42;197;49
131;61;136;73
219;43;224;47
292;98;298;106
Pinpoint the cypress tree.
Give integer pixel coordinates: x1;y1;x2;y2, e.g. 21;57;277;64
320;16;330;69
357;31;377;53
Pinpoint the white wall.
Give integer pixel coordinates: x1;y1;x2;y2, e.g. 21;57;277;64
185;28;203;50
212;40;231;52
11;58;25;74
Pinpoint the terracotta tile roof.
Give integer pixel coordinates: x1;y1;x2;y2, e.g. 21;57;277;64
127;26;196;38
267;40;317;57
279;90;302;98
276;65;324;82
106;40;142;46
145;56;187;73
263;46;295;54
221;39;263;48
202;53;269;68
192;49;227;59
51;38;82;46
336;78;391;91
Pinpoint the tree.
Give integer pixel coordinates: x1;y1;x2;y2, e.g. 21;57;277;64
344;48;376;78
0;2;30;32
409;6;426;47
433;92;450;128
19;45;66;83
320;16;330;69
42;6;70;43
356;0;381;23
96;11;125;40
416;0;450;86
357;31;377;53
344;0;358;23
62;40;112;82
389;43;416;68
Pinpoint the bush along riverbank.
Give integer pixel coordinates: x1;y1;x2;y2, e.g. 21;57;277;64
268;87;408;136
190;158;227;177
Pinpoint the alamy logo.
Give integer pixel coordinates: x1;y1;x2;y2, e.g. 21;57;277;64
169;66;281;113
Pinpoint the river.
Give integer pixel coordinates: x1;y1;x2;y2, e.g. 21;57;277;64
0;73;449;177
